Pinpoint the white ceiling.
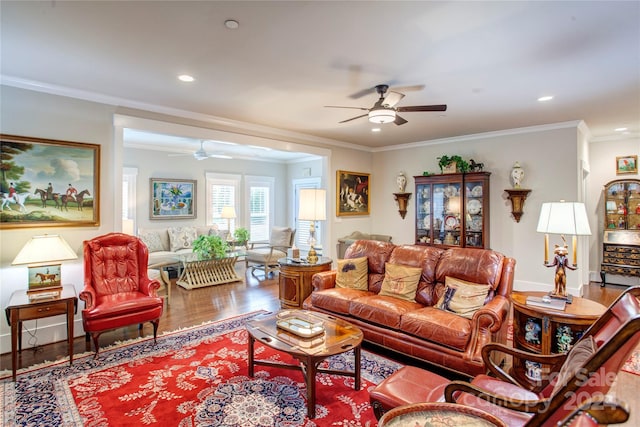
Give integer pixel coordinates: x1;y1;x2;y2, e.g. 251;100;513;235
1;1;639;158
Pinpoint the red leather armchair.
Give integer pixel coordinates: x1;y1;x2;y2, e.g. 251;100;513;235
80;232;164;355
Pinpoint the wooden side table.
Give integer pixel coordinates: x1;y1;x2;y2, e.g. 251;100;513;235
511;291;606;385
277;257;332;308
5;285;77;381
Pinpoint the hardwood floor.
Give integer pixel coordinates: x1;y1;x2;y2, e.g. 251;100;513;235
1;268;638;425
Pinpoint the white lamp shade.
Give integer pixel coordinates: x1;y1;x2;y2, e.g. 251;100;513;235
12;234;78;265
536;202;592;236
298;189;327;221
220;206;237;219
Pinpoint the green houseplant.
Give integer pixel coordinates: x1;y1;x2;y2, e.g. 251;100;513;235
192;234;229;259
437;155;470;174
234;227;250;246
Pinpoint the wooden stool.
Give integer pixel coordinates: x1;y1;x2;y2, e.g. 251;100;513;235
369;366;450;419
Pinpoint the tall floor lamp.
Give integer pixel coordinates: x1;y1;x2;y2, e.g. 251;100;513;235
536;201;591;303
298;188;326;264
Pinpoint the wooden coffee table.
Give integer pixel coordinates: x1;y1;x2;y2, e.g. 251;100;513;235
246;310;364;418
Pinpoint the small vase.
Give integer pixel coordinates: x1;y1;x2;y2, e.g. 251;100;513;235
396;172;407;193
511;162;524;189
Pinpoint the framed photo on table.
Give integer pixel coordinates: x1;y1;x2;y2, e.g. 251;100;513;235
150;178;196;219
336;170;370;216
616;155;637;175
0;134;101;229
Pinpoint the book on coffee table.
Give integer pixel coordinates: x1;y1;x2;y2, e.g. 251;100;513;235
526;296;566;311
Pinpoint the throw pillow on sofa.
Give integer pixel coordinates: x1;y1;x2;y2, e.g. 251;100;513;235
436;277;491;319
168;226;198;252
138;230;165;253
335;257;368;290
378;263;422;302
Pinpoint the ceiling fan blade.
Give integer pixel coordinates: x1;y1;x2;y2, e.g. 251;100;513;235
168;153;192;157
325;105;369;110
392;84;425;93
383;91;405;108
339;113;369;124
397;104;447;112
394;115;408;126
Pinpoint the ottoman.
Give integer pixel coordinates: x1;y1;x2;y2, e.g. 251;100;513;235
369;366;450;419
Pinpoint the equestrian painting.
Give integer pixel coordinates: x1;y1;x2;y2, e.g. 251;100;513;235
0;134;100;228
28;264;62;291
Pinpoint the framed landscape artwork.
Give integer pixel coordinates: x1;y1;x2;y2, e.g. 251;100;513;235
336;170;370;216
150;178;197;219
0;134;101;229
616;155;638;175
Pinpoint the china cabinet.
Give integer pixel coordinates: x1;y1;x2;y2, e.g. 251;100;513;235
600;179;640;285
414;172;490;248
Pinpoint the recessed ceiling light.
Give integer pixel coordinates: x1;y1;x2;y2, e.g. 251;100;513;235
615;127;628;132
538;95;554;102
371;128;381;132
225;19;239;29
178;75;195;82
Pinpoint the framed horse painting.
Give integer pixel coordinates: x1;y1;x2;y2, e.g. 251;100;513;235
0;134;101;229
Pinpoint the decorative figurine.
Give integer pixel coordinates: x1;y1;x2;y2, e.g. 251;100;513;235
396;172;407;193
525;318;541;344
544;244;576;299
469;159;484;172
556;325;574;353
511;161;524;189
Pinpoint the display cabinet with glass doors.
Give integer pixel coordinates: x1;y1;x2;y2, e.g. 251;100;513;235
600;179;640;285
414;172;490;248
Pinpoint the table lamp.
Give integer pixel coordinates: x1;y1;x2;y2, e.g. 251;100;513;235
536;201;591;303
298;188;326;264
220;206;237;242
12;234;78;298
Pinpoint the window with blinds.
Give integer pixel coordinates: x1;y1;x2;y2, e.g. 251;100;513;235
246;176;274;242
205;173;240;232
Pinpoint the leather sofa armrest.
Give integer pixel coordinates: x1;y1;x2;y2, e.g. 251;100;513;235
472;295;510;332
311;270;337;291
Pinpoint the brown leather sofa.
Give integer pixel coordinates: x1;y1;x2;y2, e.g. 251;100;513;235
302;239;516;377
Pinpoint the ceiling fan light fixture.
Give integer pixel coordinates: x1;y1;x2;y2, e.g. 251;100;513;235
368;107;396;124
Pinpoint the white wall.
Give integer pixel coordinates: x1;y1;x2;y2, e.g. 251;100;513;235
371;123;584;293
587;137;640;286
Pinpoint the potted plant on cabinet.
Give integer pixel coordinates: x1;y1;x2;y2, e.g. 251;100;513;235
192;234;229;259
437;155;470;174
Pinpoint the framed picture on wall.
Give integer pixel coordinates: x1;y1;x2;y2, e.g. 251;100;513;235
150;178;196;219
616;155;638;175
0;134;101;229
336;170;370;216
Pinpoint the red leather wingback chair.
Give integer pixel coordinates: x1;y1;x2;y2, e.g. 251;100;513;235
80;232;164;355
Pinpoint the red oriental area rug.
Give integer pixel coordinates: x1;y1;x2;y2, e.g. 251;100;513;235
2;311;403;426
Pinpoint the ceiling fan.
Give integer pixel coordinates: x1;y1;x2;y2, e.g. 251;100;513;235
168;140;231;160
325;84;447;126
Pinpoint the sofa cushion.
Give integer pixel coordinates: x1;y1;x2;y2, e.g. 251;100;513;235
138;230;165;253
349;295;422;329
435;248;504;293
389;244;444;306
436;277;491;319
310;288;373;315
379;263;422;302
336;257;368;290
168;226;198;251
400;307;472;351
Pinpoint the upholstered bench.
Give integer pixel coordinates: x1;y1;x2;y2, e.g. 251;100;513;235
369;366;450;419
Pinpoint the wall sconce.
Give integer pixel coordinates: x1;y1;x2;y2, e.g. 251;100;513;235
505;189;531;222
393;192;412;219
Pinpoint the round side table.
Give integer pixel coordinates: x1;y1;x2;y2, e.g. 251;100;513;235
379;402;506;427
